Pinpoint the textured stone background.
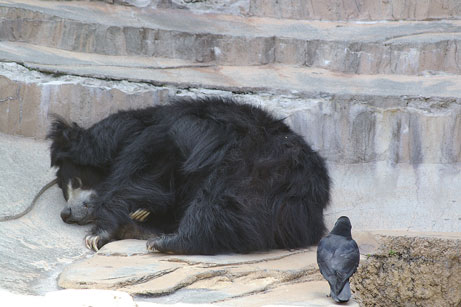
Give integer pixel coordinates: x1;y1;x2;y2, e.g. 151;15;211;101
352;233;461;306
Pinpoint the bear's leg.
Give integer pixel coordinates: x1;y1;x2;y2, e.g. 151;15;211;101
84;192;172;251
146;234;187;254
84;217;157;251
83;204;130;251
146;190;270;255
145;201;224;255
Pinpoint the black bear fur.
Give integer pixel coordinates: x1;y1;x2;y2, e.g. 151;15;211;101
47;97;330;255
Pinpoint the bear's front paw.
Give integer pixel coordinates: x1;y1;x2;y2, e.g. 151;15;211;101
146;237;158;252
146;234;178;254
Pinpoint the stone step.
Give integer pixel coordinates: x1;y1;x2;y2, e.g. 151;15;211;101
107;0;461;22
1;0;461;75
247;0;461;21
0;42;460;167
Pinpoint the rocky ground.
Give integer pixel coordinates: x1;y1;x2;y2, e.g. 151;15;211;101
57;240;348;305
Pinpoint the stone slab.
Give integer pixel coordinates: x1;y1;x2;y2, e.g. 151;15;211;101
2;42;461;100
57;238;366;305
58;240;320;293
0;132;458;304
59;232;452;305
58;254;182;290
0;61;170;138
1;0;461;74
220;280;358;306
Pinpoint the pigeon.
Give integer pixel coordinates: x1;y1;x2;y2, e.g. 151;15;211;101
317;216;360;303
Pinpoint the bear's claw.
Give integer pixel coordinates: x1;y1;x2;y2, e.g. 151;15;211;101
85;235;100;251
130;209;150;222
146;239;155;252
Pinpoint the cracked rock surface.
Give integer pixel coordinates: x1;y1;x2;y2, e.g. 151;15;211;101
58;239;360;305
56;231;461;306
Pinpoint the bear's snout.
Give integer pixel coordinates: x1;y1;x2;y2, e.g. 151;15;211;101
61;207;72;223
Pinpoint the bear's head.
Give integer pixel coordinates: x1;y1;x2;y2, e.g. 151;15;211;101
47;116;105;225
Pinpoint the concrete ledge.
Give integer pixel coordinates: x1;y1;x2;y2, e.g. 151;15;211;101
72;0;461;22
248;0;461;21
1;58;460;165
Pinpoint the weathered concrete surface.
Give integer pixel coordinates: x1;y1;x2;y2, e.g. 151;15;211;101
57;239;360;305
1;52;460;163
1;0;461;74
351;232;461;306
0;61;169;138
149;0;249;17
94;0;461;22
0;133;91;294
2;41;461;101
0;133;54;219
248;0;461;21
326;162;461;232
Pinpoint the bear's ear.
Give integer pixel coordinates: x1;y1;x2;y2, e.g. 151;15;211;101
46;114;80;167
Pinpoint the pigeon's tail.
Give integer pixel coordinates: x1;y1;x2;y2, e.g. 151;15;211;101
331;280;351;303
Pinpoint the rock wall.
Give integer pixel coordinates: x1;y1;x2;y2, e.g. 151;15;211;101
351;233;461;306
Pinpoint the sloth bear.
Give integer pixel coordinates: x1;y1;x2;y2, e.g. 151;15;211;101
47;97;330;255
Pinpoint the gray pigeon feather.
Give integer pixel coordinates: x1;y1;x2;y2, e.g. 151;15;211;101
317;216;360;303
